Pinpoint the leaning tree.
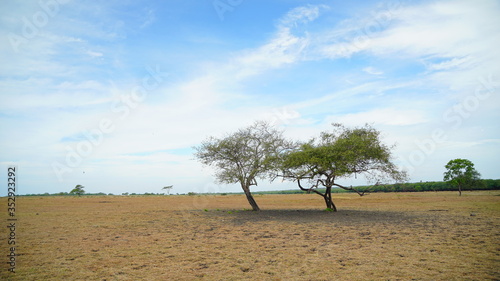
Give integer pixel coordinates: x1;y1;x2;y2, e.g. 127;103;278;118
443;158;481;196
70;184;85;197
194;121;295;211
281;123;407;211
162;185;173;195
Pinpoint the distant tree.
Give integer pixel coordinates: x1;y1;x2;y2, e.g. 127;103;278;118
443;159;481;196
281;123;408;211
162;185;173;195
194;121;295;211
70;185;85;197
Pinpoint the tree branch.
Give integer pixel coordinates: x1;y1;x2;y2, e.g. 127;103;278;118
297;178;324;196
333;183;368;196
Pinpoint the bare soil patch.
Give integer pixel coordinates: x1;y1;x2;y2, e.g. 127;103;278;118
1;191;499;280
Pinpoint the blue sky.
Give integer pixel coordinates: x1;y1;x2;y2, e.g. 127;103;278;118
1;0;499;195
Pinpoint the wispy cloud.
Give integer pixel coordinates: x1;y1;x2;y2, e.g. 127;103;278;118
86;50;104;58
1;1;498;195
333;108;428;126
363;66;384;75
140;8;156;28
229;5;326;79
278;4;326;27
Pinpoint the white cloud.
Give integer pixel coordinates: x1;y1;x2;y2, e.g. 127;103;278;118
0;78;112;112
424;57;472;71
278;4;326;28
86;50;103;58
313;0;500;71
1;1;499;195
367;0;500;75
332;108;428;126
362;66;383;75
232;28;307;79
230;5;326;79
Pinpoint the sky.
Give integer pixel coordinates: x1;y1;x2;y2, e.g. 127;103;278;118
0;0;499;196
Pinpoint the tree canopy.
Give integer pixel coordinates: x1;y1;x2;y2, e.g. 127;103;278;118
443;158;481;196
194;121;295;211
281;123;407;211
70;185;85;196
162;185;173;195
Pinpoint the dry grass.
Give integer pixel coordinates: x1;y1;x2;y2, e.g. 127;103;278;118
1;191;499;280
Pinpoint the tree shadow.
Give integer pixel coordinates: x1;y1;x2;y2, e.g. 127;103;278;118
218;208;416;225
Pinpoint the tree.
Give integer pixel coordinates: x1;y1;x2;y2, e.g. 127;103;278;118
70;185;85;197
194;121;295;211
281;123;407;211
443;158;481;196
162;185;173;195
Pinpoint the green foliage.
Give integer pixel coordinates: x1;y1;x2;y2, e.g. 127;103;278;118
69;185;85;196
195;121;294;186
354;179;496;193
483;179;500;190
194;121;295;211
443;159;481;195
281;123;407;210
283;124;407;185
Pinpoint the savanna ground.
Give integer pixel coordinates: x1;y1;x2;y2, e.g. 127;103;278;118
1;191;499;280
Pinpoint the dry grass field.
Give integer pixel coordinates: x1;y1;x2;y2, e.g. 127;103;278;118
1;191;499;280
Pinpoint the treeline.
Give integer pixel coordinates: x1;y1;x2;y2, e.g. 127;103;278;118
354;179;500;193
253;179;500;195
22;192;112;197
21;192;168;197
17;179;500;197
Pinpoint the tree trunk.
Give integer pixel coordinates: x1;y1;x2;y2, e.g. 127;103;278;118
323;186;337;211
241;184;260;211
458;185;462;196
296;179;337;211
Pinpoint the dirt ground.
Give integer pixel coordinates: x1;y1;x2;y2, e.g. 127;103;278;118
1;191;499;280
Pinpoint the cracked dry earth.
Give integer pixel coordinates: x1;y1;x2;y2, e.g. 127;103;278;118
1;191;499;280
